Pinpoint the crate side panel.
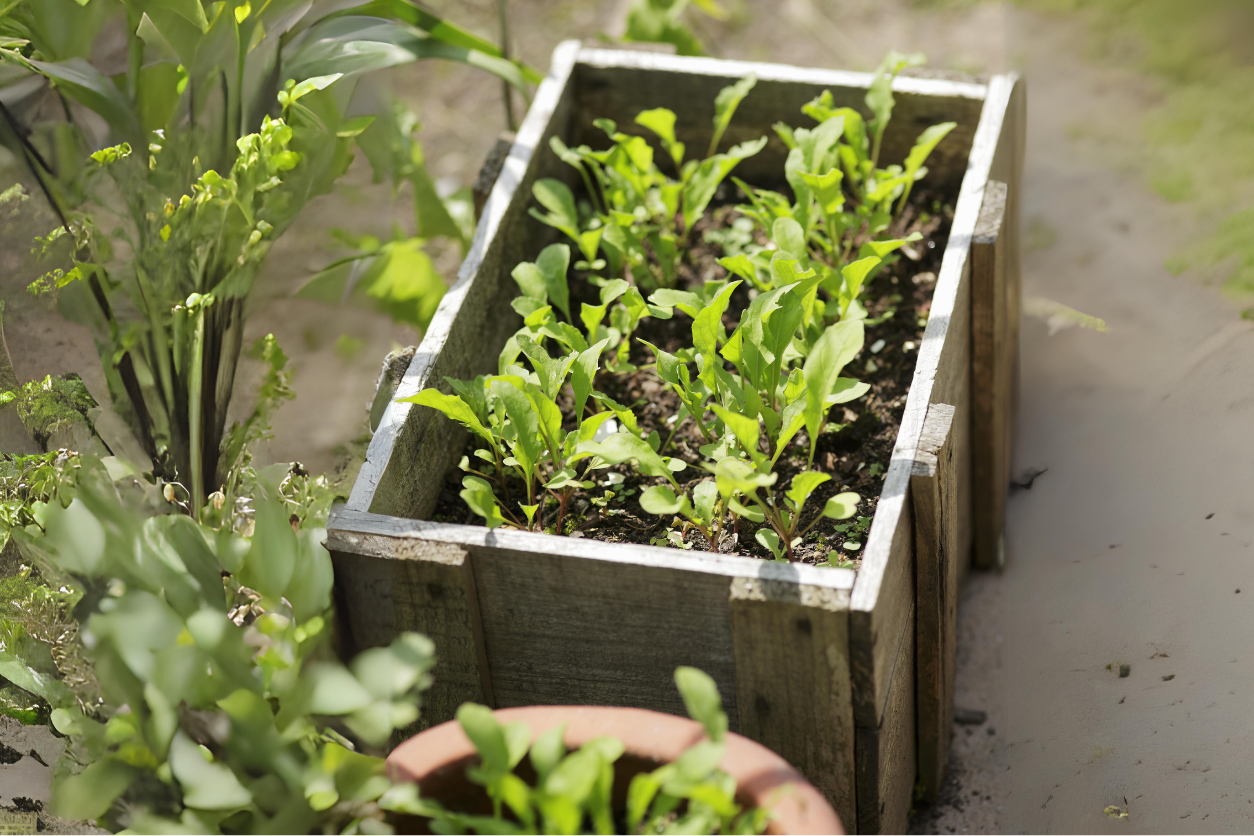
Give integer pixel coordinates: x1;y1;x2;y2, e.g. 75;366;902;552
470;543;739;726
573;61;983;193
363;59;579;520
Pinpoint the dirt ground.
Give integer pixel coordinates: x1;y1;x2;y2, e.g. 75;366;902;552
3;1;1254;832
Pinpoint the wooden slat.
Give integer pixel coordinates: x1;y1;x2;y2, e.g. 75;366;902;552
911;403;958;801
850;73;1019;833
729;578;856;827
348;41;582;520
971;180;1010;570
855;605;916;835
328;507;856;730
329;536;493;727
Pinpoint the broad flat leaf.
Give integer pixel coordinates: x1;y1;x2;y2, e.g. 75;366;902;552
282;16;530;91
823;492;861;520
635;106;684;167
15;56;141;142
50;758;135;820
860;232;922;259
639;485;687;516
838;256;881;317
903;122;956;180
461;476;506;529
529;178;581;239
524;382;565;464
649;288;701;318
709;74;756;156
535;243;571;320
785;471;830;512
755;529;784;560
675;667;727;742
802;319;865;460
456;703;510;776
798;168;844;217
531;726;567;783
682;136;768;229
717;254;758;287
772;217;809;268
712;456;775;500
169;731;253;811
400;389;495;446
490;380;541;474
575;433;676;486
571;338;609;419
240;496;298;604
692;480;719;524
710;404;762;468
826;378;870;405
692;280;739;389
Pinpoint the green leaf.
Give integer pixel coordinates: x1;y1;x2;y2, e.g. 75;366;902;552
903;122;956;179
490;380;542;474
786;471;830;513
675;666;728;742
802;319;865;461
531;178;581;238
823;492;861;520
461;476;506;529
798;168;844;216
692;280;740;390
709;74;757;157
712;456;776;500
575;433;677;486
709;404;763;468
239;496;297;603
50;758;135;820
755;528;784;560
169;731;252;811
12;56;141;142
683;137;768;230
639;485;688;516
457;703;510;775
536;243;572;320
692;480;719;525
400;389;495;447
571;338;610;419
635;106;684;168
531;725;567;783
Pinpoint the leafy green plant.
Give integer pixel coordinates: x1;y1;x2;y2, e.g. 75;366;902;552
5;460;433;833
533;75;765;291
620;0;730;57
0;0;535;516
408;53;957;563
382;666;769;835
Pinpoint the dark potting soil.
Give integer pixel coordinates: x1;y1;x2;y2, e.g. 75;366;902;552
431;189;951;571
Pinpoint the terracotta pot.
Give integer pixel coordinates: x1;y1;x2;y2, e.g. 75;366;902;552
386;705;843;835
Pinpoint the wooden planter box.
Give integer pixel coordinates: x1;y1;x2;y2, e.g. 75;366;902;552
327;42;1023;834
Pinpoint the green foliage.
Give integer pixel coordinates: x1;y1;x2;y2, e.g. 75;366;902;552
0;0;533;515
408;53;954;560
5;462;433;833
1;373;96;450
381;666;768;835
621;0;729;57
538;76;765;291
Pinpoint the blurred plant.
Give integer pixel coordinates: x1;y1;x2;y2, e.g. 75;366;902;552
621;0;731;56
296;102;474;333
0;0;536;515
382;666;769;835
6;462;434;833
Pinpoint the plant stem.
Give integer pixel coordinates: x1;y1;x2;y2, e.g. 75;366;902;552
497;0;515;131
188;305;208;517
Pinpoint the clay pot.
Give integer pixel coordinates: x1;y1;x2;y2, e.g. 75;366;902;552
386;705;843;835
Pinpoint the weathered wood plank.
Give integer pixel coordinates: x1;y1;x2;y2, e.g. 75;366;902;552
971;180;1009;571
855;604;916;835
729;578;856;827
328;507;856;730
329;536;492;728
911;403;958;802
348;41;582;520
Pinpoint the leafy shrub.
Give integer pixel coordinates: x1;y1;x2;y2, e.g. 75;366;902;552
383;667;769;835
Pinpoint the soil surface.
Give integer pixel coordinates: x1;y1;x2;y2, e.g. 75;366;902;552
431;191;949;566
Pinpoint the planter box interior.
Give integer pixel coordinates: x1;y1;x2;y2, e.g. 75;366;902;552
329;42;1023;834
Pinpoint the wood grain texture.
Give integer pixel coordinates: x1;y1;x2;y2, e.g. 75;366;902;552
730;578;856;827
855;605;916;835
329;507;855;730
911;403;958;802
329;537;492;728
348;41;582;520
971;180;1009;571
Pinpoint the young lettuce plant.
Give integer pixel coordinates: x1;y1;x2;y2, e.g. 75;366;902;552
732;51;955;286
531;75;766;290
380;666;769;835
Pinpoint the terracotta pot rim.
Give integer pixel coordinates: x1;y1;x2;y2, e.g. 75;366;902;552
386;705;843;835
